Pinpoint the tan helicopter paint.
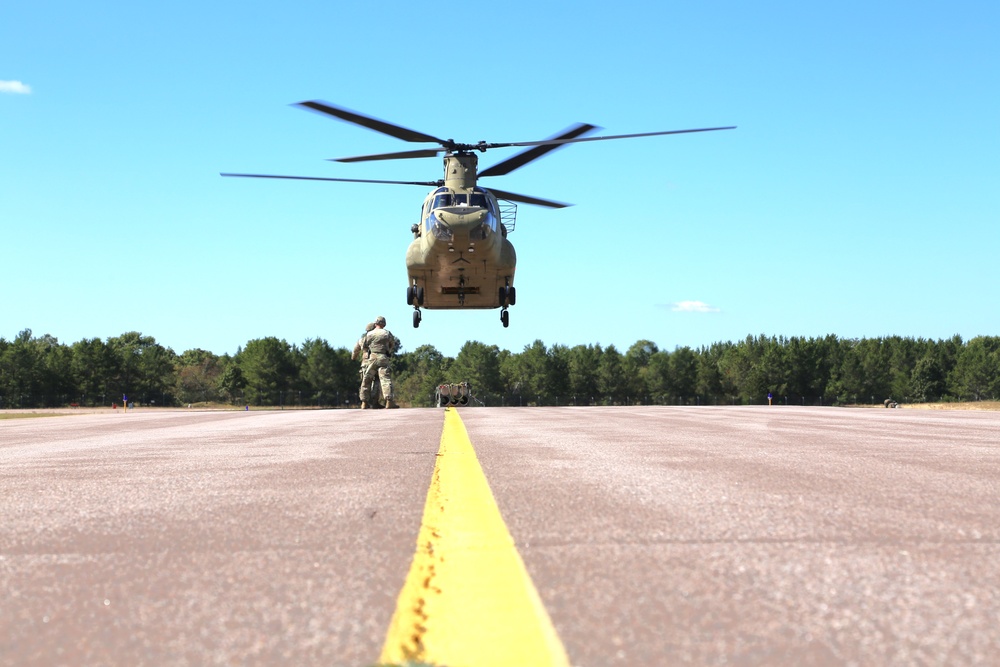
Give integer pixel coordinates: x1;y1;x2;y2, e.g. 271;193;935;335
406;153;516;311
444;152;478;189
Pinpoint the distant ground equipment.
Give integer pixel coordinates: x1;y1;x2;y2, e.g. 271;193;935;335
436;382;474;407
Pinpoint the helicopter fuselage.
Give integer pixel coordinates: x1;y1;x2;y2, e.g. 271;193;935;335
406;153;516;312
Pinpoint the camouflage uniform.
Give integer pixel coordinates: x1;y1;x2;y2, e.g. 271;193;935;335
360;317;397;408
352;323;379;407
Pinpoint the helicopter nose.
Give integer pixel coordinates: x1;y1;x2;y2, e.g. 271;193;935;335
436;208;488;229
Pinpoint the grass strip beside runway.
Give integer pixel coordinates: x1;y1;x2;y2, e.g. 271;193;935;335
379;408;569;667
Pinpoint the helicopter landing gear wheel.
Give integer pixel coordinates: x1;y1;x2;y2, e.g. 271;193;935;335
407;283;425;306
500;308;510;328
500;279;516;307
413;309;422;328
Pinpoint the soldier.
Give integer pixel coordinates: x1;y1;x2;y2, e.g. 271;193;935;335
360;316;398;409
352;323;378;408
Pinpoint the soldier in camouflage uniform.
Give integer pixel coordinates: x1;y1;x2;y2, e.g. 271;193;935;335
360;316;398;409
352;323;380;407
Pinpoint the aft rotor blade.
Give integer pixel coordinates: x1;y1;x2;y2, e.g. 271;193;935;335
221;173;441;187
331;148;445;163
487;188;571;209
479;123;599;178
295;101;448;145
494;125;737;151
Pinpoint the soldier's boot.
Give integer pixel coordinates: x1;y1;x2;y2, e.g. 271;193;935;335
385;399;399;409
360;401;368;409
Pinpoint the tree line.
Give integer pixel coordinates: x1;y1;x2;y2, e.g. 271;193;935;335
1;329;998;409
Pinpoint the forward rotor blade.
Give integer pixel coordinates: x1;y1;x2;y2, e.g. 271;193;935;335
487;188;571;209
331;148;445;163
295;101;448;145
221;173;441;187
479;123;599;178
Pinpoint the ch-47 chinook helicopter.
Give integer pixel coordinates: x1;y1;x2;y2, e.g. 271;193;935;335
222;101;734;328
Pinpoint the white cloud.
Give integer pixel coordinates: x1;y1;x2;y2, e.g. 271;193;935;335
0;80;32;94
669;300;721;313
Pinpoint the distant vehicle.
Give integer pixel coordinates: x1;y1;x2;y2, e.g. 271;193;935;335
436;382;472;408
223;101;735;328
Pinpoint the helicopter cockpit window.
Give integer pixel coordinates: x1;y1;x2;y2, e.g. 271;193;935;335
471;187;494;213
430;190;489;210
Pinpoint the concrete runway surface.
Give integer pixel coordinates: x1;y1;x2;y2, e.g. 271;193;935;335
1;406;998;666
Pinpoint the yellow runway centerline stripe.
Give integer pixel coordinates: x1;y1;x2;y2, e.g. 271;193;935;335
379;408;570;667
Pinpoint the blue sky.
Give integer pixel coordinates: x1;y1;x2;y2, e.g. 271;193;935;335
3;1;998;358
